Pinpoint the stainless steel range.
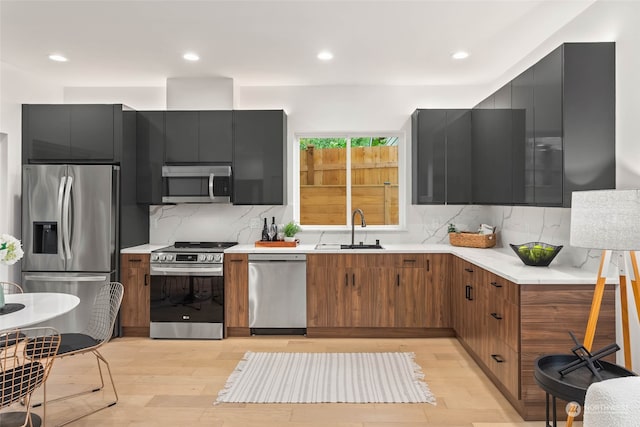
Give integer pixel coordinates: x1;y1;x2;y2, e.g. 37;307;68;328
149;241;237;339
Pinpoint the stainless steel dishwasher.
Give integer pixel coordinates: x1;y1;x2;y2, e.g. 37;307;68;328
248;253;307;335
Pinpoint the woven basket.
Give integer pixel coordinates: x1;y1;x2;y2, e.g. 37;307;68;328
448;232;496;248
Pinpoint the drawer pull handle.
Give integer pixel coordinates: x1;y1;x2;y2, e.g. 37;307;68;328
397;274;400;287
129;258;142;263
403;259;416;263
491;281;502;288
465;285;473;300
144;273;149;287
345;273;349;287
229;259;244;263
491;354;505;363
426;259;430;272
491;312;503;320
352;273;356;287
464;268;474;273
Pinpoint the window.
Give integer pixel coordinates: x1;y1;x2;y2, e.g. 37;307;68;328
297;134;401;227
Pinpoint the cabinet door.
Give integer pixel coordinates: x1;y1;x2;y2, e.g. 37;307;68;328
306;257;332;327
199;111;233;163
494;83;512;109
325;267;353;327
445;110;472;204
471;109;513;204
425;253;450;328
224;253;249;329
412;109;446;204
23;105;71;161
165;111;199;163
533;46;563;206
394;267;426;327
136;111;165;204
69;105;114;160
233;110;286;205
120;254;150;336
512;68;535;205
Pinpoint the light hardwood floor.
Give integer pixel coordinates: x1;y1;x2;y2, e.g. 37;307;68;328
13;336;579;426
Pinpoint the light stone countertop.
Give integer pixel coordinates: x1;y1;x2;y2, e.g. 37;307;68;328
120;244;168;254
225;243;604;286
121;242;605;286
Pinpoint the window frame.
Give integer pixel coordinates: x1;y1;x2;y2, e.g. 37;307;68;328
294;131;406;231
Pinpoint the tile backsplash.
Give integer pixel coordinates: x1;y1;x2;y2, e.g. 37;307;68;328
149;203;599;272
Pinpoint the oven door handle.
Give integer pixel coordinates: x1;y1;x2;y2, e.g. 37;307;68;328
150;265;223;276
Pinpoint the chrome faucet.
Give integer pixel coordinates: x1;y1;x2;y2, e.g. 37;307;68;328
351;208;366;246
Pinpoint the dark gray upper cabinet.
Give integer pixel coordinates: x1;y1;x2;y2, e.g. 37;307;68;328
22;104;123;162
199;111;233;162
562;42;615;205
471;109;514;204
136;111;165;204
494;83;512;109
511;68;535;204
412;109;471;204
164;111;232;164
233;110;287;205
468;42;615;207
532;46;563;206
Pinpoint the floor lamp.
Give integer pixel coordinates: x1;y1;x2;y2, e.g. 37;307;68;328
570;189;640;370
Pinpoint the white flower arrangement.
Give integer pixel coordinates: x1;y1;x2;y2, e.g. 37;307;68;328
0;234;24;265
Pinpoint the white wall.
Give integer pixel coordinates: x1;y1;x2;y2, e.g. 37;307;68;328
0;61;63;281
64;86;165;110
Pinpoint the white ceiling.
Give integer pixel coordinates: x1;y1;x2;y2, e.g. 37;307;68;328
0;0;597;88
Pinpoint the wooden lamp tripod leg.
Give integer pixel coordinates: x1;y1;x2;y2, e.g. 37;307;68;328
584;250;612;351
619;251;633;370
566;250;611;425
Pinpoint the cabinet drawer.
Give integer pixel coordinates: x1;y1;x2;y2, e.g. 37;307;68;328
122;253;150;268
486;273;519;305
486;338;520;399
487;300;519;352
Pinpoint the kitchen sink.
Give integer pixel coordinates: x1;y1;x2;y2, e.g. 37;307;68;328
340;243;384;250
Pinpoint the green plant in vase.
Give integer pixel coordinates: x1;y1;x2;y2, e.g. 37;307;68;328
283;221;302;242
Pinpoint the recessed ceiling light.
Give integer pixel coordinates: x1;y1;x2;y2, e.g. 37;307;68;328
183;52;200;61
452;51;469;60
48;54;68;62
317;51;333;61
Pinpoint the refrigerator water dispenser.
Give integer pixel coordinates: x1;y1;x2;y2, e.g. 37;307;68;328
33;222;58;254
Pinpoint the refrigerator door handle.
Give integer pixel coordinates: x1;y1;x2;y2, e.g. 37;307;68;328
57;175;67;261
208;173;215;200
62;175;73;260
23;274;109;282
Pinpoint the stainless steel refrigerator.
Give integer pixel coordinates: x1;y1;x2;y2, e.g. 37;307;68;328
21;164;119;333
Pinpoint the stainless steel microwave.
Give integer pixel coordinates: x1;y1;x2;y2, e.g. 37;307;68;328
162;165;232;203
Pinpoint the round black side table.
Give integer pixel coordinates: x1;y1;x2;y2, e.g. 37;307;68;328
534;354;637;427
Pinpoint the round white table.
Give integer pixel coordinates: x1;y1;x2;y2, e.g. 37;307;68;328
1;292;80;427
0;292;80;331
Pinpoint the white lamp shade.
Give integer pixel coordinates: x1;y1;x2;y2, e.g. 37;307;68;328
570;189;640;250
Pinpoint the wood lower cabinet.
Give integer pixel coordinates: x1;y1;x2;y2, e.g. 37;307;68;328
306;253;453;337
224;253;250;336
450;255;616;421
120;253;150;337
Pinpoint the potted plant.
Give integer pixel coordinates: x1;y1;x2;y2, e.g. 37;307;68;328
282;221;301;242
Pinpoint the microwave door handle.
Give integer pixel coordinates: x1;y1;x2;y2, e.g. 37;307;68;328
57;175;67;261
208;173;215;200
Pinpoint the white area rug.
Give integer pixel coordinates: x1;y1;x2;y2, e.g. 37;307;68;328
215;351;436;404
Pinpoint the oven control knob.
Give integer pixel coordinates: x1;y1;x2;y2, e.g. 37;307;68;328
159;255;166;261
151;254;158;262
206;254;214;261
166;254;174;261
198;254;206;262
214;254;223;263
